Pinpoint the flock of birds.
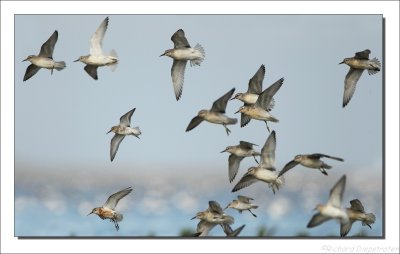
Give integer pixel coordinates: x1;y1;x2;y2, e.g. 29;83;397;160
22;17;380;237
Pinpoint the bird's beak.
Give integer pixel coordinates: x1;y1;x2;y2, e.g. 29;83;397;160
106;129;112;134
159;52;166;57
87;211;93;216
220;149;227;153
230;96;237;101
234;109;240;114
73;58;80;62
339;60;344;64
22;58;28;62
135;135;141;139
190;216;196;220
224;206;229;210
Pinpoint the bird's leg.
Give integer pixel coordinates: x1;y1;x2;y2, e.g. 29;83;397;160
248;209;257;218
223;124;231;136
51;68;54;75
271;186;276;195
110;218;119;231
264;121;271;133
320;168;328;175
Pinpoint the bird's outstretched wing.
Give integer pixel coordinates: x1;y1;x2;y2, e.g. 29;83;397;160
119;108;135;127
171;29;191;49
103;186;133;209
186;116;204;132
39;30;58;58
247;64;265;94
210;88;235;113
110;134;125;161
90;17;109;56
328;175;346;208
354;49;371;60
342;68;364;107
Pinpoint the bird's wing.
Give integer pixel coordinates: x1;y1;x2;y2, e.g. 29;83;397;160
349;199;365;213
225;224;245;237
210;88;235;113
197;220;215;236
277;160;299;177
354;49;371;60
309;153;344;161
232;174;258;192
23;64;41;81
247;64;265;94
328;175;346;208
119;108;135;127
239;141;257;149
237;195;253;203
342;68;364;107
340;220;354;237
103;186;132;209
186;116;204;132
110;134;125;162
84;65;99;80
90;17;109;56
307;213;331;228
208;201;223;215
39;30;58;57
259;131;276;170
255;78;284;109
171;60;187;100
228;154;244;183
171;29;191;49
240;110;252;127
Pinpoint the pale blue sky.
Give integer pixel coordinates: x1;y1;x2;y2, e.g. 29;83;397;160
14;14;383;237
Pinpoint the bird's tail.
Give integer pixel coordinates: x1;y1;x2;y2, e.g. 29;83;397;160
227;118;238;125
190;43;205;66
251;204;259;209
267;98;275;111
109;49;118;72
114;212;123;222
54;61;66;71
362;213;376;227
368;58;381;75
268;113;279;123
322;163;332;169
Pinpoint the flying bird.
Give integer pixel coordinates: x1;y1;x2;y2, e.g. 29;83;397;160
23;30;66;81
340;199;376;237
278;153;344;177
160;29;205;100
235;78;284;132
231;64;275;111
307;175;349;232
107;108;141;161
186;88;237;135
191;201;234;237
87;187;133;231
225;195;258;217
74;17;118;80
221;141;261;182
339;49;381;107
232;131;284;194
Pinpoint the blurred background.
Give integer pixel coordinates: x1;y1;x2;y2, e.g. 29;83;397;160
15;14;382;237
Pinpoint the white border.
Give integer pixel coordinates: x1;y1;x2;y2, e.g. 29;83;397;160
1;1;399;253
